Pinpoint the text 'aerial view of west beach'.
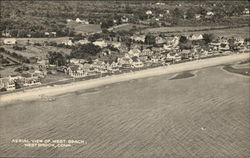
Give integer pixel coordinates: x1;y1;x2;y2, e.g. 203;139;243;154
0;0;249;158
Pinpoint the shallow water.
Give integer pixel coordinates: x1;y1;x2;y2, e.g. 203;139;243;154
0;66;249;158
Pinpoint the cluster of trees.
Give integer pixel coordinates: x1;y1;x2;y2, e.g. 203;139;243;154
70;43;102;60
47;51;67;66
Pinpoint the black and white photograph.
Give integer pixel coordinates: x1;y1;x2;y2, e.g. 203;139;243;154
0;0;249;157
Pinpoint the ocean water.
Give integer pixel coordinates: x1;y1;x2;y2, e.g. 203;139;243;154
0;66;249;158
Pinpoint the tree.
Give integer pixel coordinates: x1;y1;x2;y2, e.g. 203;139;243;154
145;34;156;45
203;33;215;44
179;36;188;43
186;7;196;19
70;43;101;59
173;8;183;18
47;51;67;66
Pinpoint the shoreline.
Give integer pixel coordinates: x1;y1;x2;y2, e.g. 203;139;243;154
0;53;249;105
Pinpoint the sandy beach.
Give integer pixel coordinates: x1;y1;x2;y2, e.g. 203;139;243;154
0;53;249;105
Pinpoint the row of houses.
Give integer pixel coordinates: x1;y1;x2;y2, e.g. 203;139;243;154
0;71;44;91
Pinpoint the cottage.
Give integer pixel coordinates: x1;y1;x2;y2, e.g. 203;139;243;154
44;32;50;37
195;14;202;20
121;16;129;23
76;18;89;24
155;36;166;44
1;32;11;37
62;40;74;46
206;11;214;16
51;32;57;37
70;58;86;65
66;19;72;23
189;34;203;41
141;49;153;56
3;38;16;45
155;2;165;5
93;40;107;48
128;48;141;57
130;35;145;43
146;10;153;15
67;64;87;78
76;39;89;45
243;8;250;15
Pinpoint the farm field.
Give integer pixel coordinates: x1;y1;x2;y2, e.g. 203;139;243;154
143;25;229;33
171;26;250;39
0;64;249;157
2;45;71;58
144;26;250;38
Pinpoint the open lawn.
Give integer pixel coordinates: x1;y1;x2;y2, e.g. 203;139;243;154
67;22;101;34
144;26;250;38
172;26;250;39
12;37;71;45
2;45;71;58
109;23;148;32
143;25;229;33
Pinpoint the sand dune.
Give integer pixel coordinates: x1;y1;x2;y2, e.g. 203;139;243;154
0;53;249;105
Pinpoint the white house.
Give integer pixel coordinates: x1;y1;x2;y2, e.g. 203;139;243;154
44;32;50;36
130;35;145;43
76;39;89;45
121;16;129;23
206;11;214;16
132;61;144;68
190;34;203;40
195;14;202;20
66;19;72;23
62;40;74;46
93;40;107;48
2;32;11;37
3;38;16;45
76;18;89;24
128;48;141;57
243;8;250;15
51;32;57;37
146;10;153;15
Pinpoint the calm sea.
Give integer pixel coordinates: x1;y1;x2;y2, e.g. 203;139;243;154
0;66;249;158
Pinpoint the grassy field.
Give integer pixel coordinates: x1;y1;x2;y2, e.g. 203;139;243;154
173;26;250;39
0;65;249;157
144;26;250;38
2;45;71;58
110;23;148;32
13;37;71;44
144;26;227;33
67;22;101;34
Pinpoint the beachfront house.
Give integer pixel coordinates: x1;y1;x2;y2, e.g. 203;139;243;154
0;77;16;91
131;57;144;68
67;64;87;78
